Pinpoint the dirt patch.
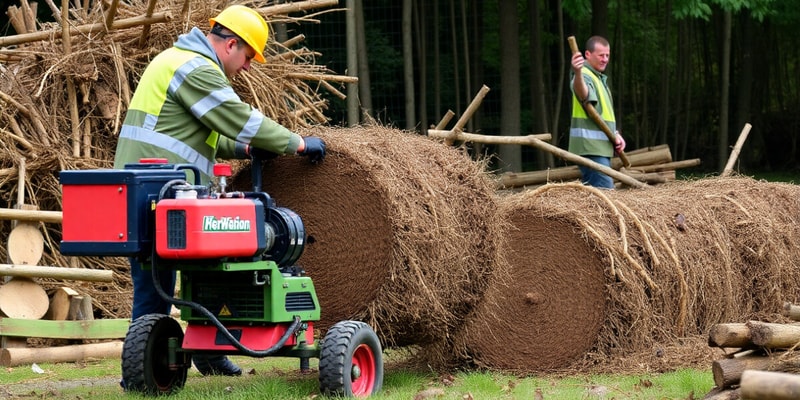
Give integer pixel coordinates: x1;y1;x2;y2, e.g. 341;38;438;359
3;377;119;398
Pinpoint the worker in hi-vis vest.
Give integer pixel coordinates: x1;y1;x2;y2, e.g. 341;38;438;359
569;35;626;189
114;5;326;379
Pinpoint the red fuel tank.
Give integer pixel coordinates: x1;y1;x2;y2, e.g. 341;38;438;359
155;197;264;259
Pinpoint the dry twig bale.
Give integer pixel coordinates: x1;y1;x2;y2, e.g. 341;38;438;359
445;177;800;373
446;191;607;372
230;125;506;346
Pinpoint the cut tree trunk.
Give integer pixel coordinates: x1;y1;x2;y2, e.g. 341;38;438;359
747;321;800;349
783;303;800;322
68;295;94;321
6;222;44;265
740;370;800;400
46;287;80;321
713;354;774;388
0;277;48;319
709;323;754;348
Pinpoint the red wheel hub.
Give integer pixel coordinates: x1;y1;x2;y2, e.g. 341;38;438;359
350;343;376;396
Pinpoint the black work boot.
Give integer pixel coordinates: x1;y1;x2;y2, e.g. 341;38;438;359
192;355;242;376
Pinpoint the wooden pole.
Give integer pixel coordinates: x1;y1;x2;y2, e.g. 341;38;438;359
721;123;753;177
285;72;359;83
633;158;700;173
445;85;490;145
6;6;28;35
104;0;120;32
60;0;81;158
0;208;62;223
137;0;158;47
428;129;551;145
1;341;123;367
434;110;455;130
257;0;340;17
0;264;113;282
0;12;172;47
526;137;647;188
741;370;800;400
19;0;37;33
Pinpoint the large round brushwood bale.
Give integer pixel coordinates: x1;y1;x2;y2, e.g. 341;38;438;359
449;193;607;371
443;177;800;373
229;125;504;346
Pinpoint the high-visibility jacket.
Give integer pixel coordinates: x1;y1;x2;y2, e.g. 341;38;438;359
113;27;302;184
569;65;616;158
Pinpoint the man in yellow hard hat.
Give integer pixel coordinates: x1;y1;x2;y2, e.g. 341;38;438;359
115;5;326;380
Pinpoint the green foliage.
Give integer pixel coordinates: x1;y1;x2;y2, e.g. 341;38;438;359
562;0;592;21
673;0;777;21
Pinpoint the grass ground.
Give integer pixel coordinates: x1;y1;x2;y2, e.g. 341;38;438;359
2;354;715;399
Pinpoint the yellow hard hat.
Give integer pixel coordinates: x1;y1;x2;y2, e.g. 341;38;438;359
210;5;269;63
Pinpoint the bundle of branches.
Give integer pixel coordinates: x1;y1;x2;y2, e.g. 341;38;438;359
0;0;345;318
229;125;509;347
432;177;800;374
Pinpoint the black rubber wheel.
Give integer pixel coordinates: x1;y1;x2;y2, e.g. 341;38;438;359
319;320;383;397
121;313;188;395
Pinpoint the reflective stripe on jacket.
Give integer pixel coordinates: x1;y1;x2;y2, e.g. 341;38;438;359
569;66;616;157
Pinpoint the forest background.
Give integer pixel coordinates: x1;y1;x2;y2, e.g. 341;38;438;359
1;0;797;176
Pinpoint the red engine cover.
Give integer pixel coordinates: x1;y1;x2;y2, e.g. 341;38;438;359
155;198;261;259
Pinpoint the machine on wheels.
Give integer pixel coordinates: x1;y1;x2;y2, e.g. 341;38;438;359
59;159;383;397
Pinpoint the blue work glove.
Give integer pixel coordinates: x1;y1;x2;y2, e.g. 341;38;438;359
299;137;326;163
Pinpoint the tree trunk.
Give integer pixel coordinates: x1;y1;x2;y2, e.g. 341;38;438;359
414;0;427;133
529;0;551;169
734;11;754;166
550;0;565;156
449;0;461;122
403;0;415;130
459;0;471;133
433;0;441;120
355;0;373;120
345;0;359;126
717;10;732;171
498;0;521;172
657;0;671;145
591;0;609;39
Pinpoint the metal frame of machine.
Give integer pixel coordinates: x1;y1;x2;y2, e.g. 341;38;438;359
59;159;383;397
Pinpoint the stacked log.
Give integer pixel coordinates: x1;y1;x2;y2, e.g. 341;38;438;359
497;144;702;189
704;303;800;399
0;207;126;367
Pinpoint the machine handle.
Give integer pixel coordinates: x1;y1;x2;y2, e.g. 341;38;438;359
251;157;264;192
